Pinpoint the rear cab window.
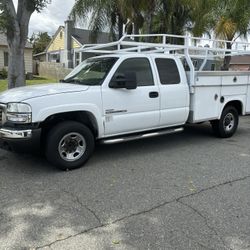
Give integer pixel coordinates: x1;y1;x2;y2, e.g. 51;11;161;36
155;58;181;85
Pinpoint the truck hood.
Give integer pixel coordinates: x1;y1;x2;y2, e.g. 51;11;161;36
0;83;89;103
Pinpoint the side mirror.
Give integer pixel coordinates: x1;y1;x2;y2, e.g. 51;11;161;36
110;72;137;90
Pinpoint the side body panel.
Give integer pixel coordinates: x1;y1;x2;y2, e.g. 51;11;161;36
188;71;250;122
246;75;250;114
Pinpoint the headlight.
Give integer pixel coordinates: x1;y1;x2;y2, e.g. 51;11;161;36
7;103;31;113
6;103;32;124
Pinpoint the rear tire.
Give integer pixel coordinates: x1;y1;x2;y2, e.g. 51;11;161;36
45;121;95;170
211;106;239;138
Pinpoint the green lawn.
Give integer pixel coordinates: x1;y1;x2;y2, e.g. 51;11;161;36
0;77;57;92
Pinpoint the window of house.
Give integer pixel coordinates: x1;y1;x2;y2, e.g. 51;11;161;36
50;53;60;63
211;63;215;71
155;58;180;85
60;31;63;39
113;58;154;87
4;52;8;67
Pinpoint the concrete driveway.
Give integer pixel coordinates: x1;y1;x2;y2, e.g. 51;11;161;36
0;117;250;250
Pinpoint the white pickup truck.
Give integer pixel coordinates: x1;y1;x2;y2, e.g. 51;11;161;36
0;34;250;170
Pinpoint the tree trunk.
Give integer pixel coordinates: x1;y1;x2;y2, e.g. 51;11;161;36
144;12;153;42
5;0;33;88
8;42;25;89
221;42;232;71
118;14;124;39
134;23;140;42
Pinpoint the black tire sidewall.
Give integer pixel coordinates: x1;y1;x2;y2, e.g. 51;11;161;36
45;121;95;170
210;120;220;136
218;106;239;138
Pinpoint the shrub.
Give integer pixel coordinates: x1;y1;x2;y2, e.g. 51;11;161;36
0;68;8;79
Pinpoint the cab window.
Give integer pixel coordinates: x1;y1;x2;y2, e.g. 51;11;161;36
113;58;154;86
155;58;180;85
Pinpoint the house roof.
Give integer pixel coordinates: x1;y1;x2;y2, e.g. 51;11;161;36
46;26;112;52
230;55;250;65
72;28;111;45
0;32;33;48
33;51;46;57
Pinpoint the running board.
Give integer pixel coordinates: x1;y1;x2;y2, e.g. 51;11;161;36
101;127;184;145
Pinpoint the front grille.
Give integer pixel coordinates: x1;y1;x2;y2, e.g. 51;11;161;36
0;104;6;126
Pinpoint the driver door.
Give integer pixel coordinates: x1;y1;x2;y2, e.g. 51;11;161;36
102;57;160;136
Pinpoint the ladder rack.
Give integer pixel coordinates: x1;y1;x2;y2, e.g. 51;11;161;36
75;33;250;87
76;33;250;56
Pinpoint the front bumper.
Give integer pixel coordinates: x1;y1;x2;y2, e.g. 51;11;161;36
0;128;32;139
0;127;41;152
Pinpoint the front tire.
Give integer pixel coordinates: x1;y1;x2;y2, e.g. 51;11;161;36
211;106;239;138
45;121;95;170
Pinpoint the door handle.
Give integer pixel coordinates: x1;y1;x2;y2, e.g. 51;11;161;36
149;91;159;98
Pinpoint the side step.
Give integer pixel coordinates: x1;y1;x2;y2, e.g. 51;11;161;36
101;127;184;145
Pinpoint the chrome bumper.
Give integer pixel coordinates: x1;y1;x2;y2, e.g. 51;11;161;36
0;128;32;139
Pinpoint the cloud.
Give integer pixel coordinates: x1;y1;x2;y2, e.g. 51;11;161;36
13;0;75;36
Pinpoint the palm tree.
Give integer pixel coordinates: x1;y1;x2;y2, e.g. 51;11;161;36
70;0;125;42
150;0;191;45
143;0;158;35
71;0;154;42
184;0;216;37
118;0;149;39
213;0;250;70
71;0;250;65
187;0;250;70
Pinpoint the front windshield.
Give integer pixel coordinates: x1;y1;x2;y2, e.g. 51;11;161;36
64;57;118;86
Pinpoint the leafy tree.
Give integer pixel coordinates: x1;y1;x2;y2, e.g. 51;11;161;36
0;0;50;89
31;32;51;55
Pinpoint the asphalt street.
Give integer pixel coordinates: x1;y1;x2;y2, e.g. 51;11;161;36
0;117;250;250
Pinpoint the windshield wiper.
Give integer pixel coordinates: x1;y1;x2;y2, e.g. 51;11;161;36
63;79;100;86
63;79;82;84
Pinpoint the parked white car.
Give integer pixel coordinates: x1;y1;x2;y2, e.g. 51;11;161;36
0;34;250;170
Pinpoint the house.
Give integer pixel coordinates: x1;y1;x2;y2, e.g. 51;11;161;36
45;20;111;68
229;55;250;71
0;33;33;74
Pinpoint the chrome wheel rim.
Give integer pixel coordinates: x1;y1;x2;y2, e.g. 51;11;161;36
58;133;86;162
223;113;235;132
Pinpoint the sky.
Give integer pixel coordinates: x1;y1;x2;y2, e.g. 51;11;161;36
13;0;76;36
